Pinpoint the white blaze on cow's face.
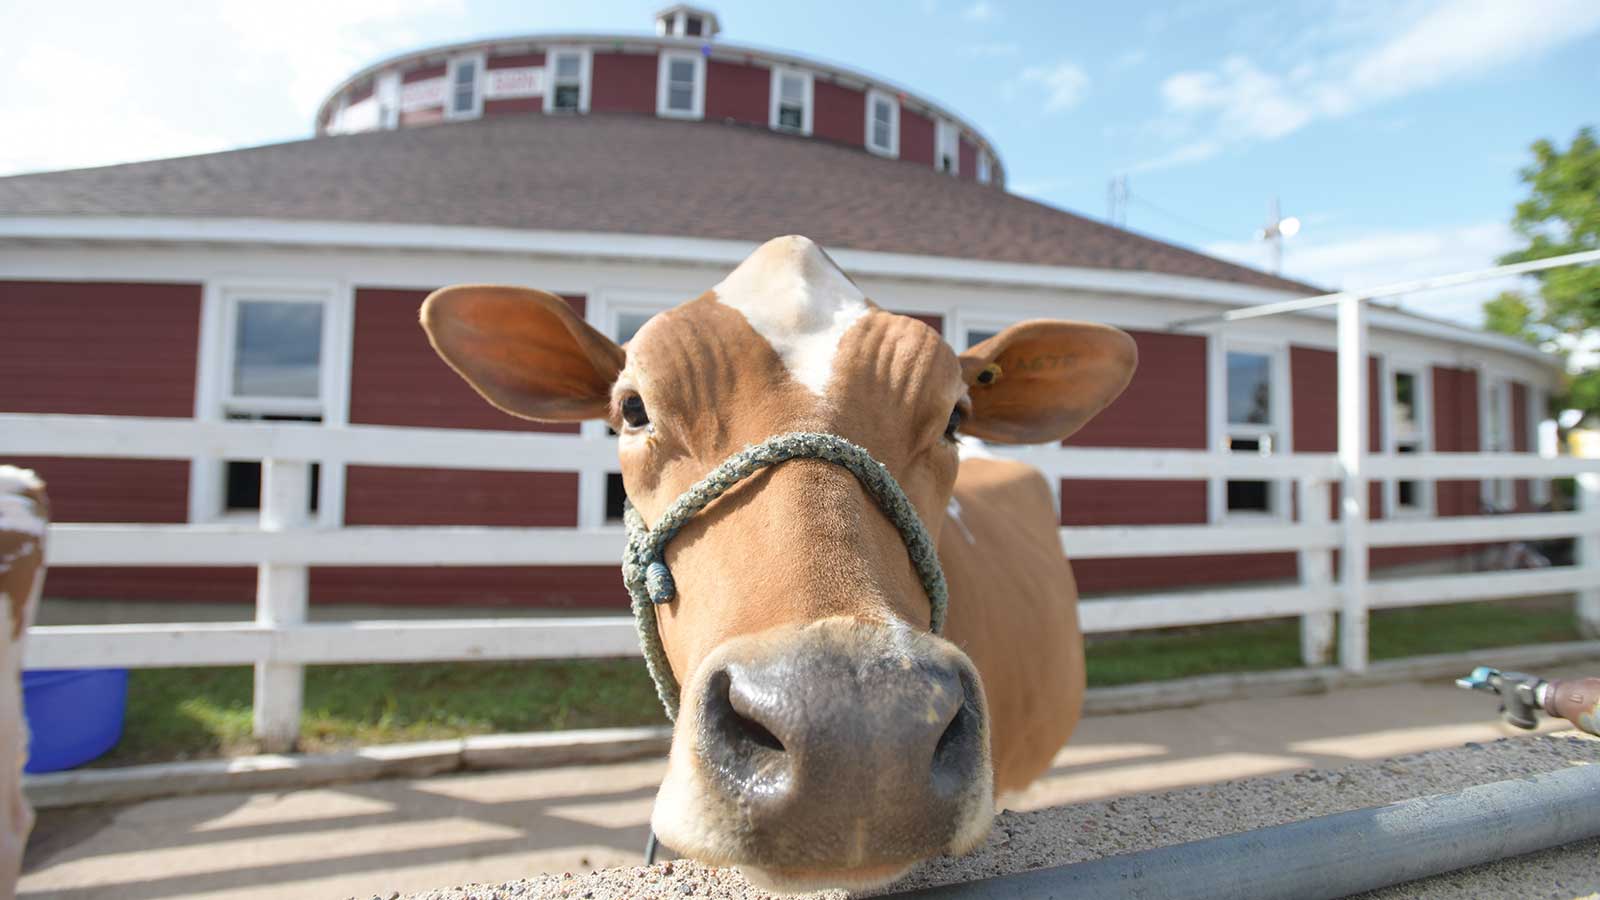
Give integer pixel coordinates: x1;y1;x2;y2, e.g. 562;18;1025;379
419;235;1138;892
709;235;870;397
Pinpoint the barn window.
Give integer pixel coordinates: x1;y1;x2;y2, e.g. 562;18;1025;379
770;67;813;134
547;49;589;113
657;51;705;119
935;119;960;174
377;71;401;129
446;55;483;118
1386;366;1431;515
865;89;899;157
223;297;328;515
976;150;992;184
1222;349;1284;517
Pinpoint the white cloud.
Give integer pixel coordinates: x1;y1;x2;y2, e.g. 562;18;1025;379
1205;221;1523;326
1017;62;1091;113
0;0;461;176
1146;0;1600;167
963;1;997;22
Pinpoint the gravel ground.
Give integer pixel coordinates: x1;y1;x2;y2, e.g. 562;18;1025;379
398;731;1599;900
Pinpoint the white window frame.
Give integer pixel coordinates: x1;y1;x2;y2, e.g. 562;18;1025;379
1381;358;1434;518
1480;374;1513;509
544;47;592;114
192;278;351;528
768;66;813;135
444;52;485;120
864;88;899;158
1210;338;1293;523
935;119;960;175
656;50;706;120
976;149;992;184
377;71;401;130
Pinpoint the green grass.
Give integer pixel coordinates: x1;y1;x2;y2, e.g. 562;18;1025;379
106;659;666;766
103;597;1584;766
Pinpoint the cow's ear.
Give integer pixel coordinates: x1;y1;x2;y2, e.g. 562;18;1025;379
421;285;625;422
958;320;1137;444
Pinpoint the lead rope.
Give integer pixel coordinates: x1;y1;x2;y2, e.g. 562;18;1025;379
621;431;950;722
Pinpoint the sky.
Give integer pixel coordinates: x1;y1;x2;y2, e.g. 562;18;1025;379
2;0;1597;327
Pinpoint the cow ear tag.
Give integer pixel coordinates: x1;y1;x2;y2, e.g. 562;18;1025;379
977;362;1003;386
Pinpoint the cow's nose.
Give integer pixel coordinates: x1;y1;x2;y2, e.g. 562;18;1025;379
693;631;986;861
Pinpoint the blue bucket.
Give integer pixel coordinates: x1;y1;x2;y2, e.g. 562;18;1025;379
21;668;128;773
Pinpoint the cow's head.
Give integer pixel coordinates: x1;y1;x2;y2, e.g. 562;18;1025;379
422;236;1135;891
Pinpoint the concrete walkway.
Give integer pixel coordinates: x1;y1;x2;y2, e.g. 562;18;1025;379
19;663;1597;900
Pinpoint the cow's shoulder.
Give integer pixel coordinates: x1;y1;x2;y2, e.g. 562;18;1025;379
951;455;1056;534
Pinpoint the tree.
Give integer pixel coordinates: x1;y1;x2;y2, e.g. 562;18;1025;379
1484;127;1600;416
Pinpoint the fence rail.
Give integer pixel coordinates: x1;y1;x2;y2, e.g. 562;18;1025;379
6;412;1600;751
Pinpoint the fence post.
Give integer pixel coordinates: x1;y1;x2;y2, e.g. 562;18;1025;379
1579;472;1600;639
253;457;311;753
1297;477;1335;666
1337;295;1370;672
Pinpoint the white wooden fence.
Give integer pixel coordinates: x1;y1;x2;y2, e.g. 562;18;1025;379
6;412;1600;752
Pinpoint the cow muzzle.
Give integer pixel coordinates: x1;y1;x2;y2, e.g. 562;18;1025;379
651;618;993;892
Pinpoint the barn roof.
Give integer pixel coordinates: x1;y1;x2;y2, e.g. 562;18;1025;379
0;114;1318;294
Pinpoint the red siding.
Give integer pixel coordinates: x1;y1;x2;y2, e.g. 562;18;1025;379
1432;365;1481;518
348;288;581;434
958;139;977;181
1062;480;1207;527
402;63;447;83
704;60;768;126
899;107;935;166
3;458;188;523
0;280;200;417
590;53;656;114
1290;347;1382;517
812;79;864;146
344;467;578;527
485;98;543;115
1073;331;1207;449
487;53;544;69
310;566;625;609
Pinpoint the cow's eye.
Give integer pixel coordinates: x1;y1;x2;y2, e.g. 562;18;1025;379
620;392;650;429
945;406;963;440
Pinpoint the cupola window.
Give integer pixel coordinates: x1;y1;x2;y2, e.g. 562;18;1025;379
865;89;899;157
446;55;483;119
769;67;812;134
657;51;705;119
546;49;589;113
936;119;960;174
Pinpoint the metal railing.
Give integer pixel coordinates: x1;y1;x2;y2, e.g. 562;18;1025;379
6;411;1599;751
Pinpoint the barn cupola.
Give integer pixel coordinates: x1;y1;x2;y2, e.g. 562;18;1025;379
655;4;721;39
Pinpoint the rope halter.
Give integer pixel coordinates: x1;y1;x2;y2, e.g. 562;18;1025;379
621;431;950;720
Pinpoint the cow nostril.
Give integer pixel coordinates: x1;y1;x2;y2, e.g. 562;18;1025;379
732;708;785;753
932;667;982;791
705;669;785;755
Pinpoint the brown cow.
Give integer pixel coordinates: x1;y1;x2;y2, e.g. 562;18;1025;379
0;466;48;899
423;236;1134;891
